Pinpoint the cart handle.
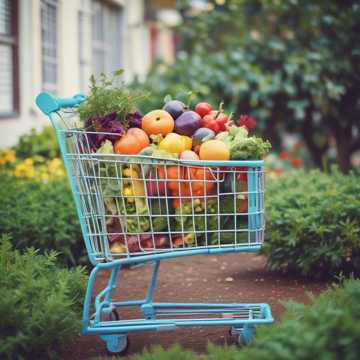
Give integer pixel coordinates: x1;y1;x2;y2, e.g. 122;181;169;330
36;92;86;115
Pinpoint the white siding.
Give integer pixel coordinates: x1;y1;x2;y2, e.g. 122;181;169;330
0;0;174;148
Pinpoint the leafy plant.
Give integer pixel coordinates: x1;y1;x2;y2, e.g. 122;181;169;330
239;278;360;360
0;235;87;360
77;70;148;128
128;345;197;360
0;174;87;267
264;168;360;278
14;126;60;159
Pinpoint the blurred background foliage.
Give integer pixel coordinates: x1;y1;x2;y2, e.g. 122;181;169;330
134;0;360;172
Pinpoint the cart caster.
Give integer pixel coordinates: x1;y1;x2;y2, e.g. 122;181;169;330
105;308;120;322
90;308;120;322
100;334;129;356
230;325;255;346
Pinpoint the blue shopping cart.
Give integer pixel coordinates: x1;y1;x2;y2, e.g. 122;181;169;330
36;92;273;355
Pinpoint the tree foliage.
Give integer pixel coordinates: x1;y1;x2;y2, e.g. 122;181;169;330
136;0;360;172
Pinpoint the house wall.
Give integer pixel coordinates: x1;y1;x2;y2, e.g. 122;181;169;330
0;0;173;148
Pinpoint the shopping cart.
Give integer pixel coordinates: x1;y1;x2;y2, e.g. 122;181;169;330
36;92;273;355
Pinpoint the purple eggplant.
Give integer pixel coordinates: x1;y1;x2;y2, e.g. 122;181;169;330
174;111;201;136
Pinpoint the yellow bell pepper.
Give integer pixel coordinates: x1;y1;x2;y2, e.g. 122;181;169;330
122;165;146;209
110;242;126;253
123;167;139;178
123;186;135;203
158;133;192;154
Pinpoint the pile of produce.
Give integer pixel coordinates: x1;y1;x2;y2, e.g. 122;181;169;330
76;72;271;254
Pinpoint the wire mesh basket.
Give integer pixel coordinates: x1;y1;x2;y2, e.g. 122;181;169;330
51;109;265;263
36;93;273;354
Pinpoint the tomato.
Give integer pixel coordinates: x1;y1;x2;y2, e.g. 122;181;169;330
195;102;212;117
142;110;174;135
203;116;221;133
165;166;184;180
162;166;184;192
236;167;248;182
214;113;229;131
202;112;229;133
190;168;215;194
114;128;149;154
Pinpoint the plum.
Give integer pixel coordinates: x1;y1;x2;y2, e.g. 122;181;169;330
163;100;186;120
192;127;215;148
175;111;201;136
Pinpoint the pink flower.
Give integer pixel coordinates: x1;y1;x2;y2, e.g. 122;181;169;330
279;151;289;160
291;158;303;168
236;115;257;130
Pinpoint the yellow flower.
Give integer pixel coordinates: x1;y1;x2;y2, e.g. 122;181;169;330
14;160;35;178
41;172;50;183
23;158;34;166
48;158;63;171
0;149;16;165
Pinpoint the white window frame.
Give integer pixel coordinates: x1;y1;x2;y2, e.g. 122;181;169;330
91;0;123;78
0;0;19;117
41;0;58;94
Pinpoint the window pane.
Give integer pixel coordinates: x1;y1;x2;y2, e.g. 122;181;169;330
41;0;58;93
92;1;123;78
0;0;11;36
0;44;13;113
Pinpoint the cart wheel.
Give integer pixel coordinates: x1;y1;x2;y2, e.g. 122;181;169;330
106;334;129;356
91;308;120;322
100;334;129;356
237;325;255;346
106;308;120;322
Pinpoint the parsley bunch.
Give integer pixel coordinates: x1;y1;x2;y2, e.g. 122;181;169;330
77;69;148;129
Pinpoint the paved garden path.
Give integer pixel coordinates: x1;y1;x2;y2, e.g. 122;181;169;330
61;253;328;359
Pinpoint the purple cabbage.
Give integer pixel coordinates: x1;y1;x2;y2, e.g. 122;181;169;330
87;112;125;151
127;111;143;128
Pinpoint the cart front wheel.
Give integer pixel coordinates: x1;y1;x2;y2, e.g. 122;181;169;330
230;325;255;346
237;325;255;346
101;334;129;355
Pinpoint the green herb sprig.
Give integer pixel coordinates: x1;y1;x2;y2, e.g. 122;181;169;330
77;69;148;128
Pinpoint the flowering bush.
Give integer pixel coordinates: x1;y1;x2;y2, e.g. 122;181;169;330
265;152;303;178
14;126;60;159
265;140;310;178
0;149;65;182
0;140;85;267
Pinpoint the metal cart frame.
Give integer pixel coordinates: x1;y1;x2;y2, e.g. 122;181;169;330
36;92;273;354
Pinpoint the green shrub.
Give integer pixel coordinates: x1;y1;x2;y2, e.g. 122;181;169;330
0;235;87;360
120;279;360;360
239;278;360;360
129;345;197;360
14;127;60;160
264;169;360;278
0;174;87;267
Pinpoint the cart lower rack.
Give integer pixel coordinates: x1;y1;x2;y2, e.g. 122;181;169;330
36;92;273;354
